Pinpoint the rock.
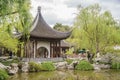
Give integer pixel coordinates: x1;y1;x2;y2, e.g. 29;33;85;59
0;63;6;69
0;57;8;62
7;63;18;75
92;64;101;70
55;61;67;70
100;64;111;69
21;62;29;72
67;61;78;70
94;53;114;64
6;59;13;62
67;65;74;70
8;69;16;75
93;63;110;70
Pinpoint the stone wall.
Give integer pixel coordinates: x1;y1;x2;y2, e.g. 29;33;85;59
37;41;50;58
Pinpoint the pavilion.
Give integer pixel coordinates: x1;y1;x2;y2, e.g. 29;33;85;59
22;7;71;58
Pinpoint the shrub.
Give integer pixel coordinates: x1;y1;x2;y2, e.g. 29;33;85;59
75;60;93;71
111;62;120;69
29;62;42;72
41;62;55;71
0;69;9;80
66;59;73;65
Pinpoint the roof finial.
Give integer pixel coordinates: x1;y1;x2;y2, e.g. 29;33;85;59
38;6;41;12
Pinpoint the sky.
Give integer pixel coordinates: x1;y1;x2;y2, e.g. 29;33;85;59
30;0;120;27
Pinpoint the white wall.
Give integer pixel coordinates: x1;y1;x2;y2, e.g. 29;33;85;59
37;41;50;58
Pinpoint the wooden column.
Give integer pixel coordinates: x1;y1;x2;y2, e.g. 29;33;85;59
58;41;61;57
33;40;35;58
50;42;52;58
25;42;28;58
19;44;21;57
53;42;55;57
35;41;37;58
27;41;30;58
51;42;53;57
55;41;57;57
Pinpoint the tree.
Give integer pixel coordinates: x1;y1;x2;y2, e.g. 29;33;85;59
0;0;32;52
53;23;71;32
69;4;120;54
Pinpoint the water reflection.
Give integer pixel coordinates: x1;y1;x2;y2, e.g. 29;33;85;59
8;70;120;80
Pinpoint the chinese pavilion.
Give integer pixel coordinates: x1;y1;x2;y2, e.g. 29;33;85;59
23;7;71;58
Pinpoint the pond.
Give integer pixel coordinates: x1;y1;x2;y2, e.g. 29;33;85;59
8;70;120;80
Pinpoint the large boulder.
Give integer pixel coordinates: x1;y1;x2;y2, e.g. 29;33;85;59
93;64;110;70
67;61;78;70
0;63;6;69
55;61;68;70
100;64;111;69
21;62;29;72
94;53;114;64
92;64;101;70
7;63;18;75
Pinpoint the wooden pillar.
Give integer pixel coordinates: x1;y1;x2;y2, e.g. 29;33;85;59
51;42;53;58
59;41;61;57
53;41;55;57
50;42;52;58
19;44;21;57
33;40;35;58
25;42;27;58
35;41;37;58
26;42;29;58
23;43;25;57
55;41;57;57
28;41;30;58
25;43;27;58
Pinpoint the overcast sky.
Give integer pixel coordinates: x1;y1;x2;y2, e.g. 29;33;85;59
30;0;120;26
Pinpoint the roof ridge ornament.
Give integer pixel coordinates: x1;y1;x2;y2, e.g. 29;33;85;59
38;6;41;13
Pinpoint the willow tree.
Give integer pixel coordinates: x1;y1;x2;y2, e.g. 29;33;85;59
0;0;32;52
53;23;71;32
70;4;120;54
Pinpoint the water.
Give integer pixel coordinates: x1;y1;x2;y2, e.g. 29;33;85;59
8;70;120;80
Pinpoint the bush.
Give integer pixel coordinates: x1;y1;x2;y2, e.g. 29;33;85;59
111;62;120;69
41;62;55;71
75;60;93;71
29;62;42;72
0;69;9;80
66;59;73;65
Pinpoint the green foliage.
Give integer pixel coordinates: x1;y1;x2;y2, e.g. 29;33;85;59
111;62;120;69
29;62;55;72
0;29;18;52
111;56;120;69
66;59;73;65
53;23;71;32
66;48;74;55
0;69;9;80
0;0;32;52
75;60;94;70
68;4;120;54
29;62;42;72
41;62;55;71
